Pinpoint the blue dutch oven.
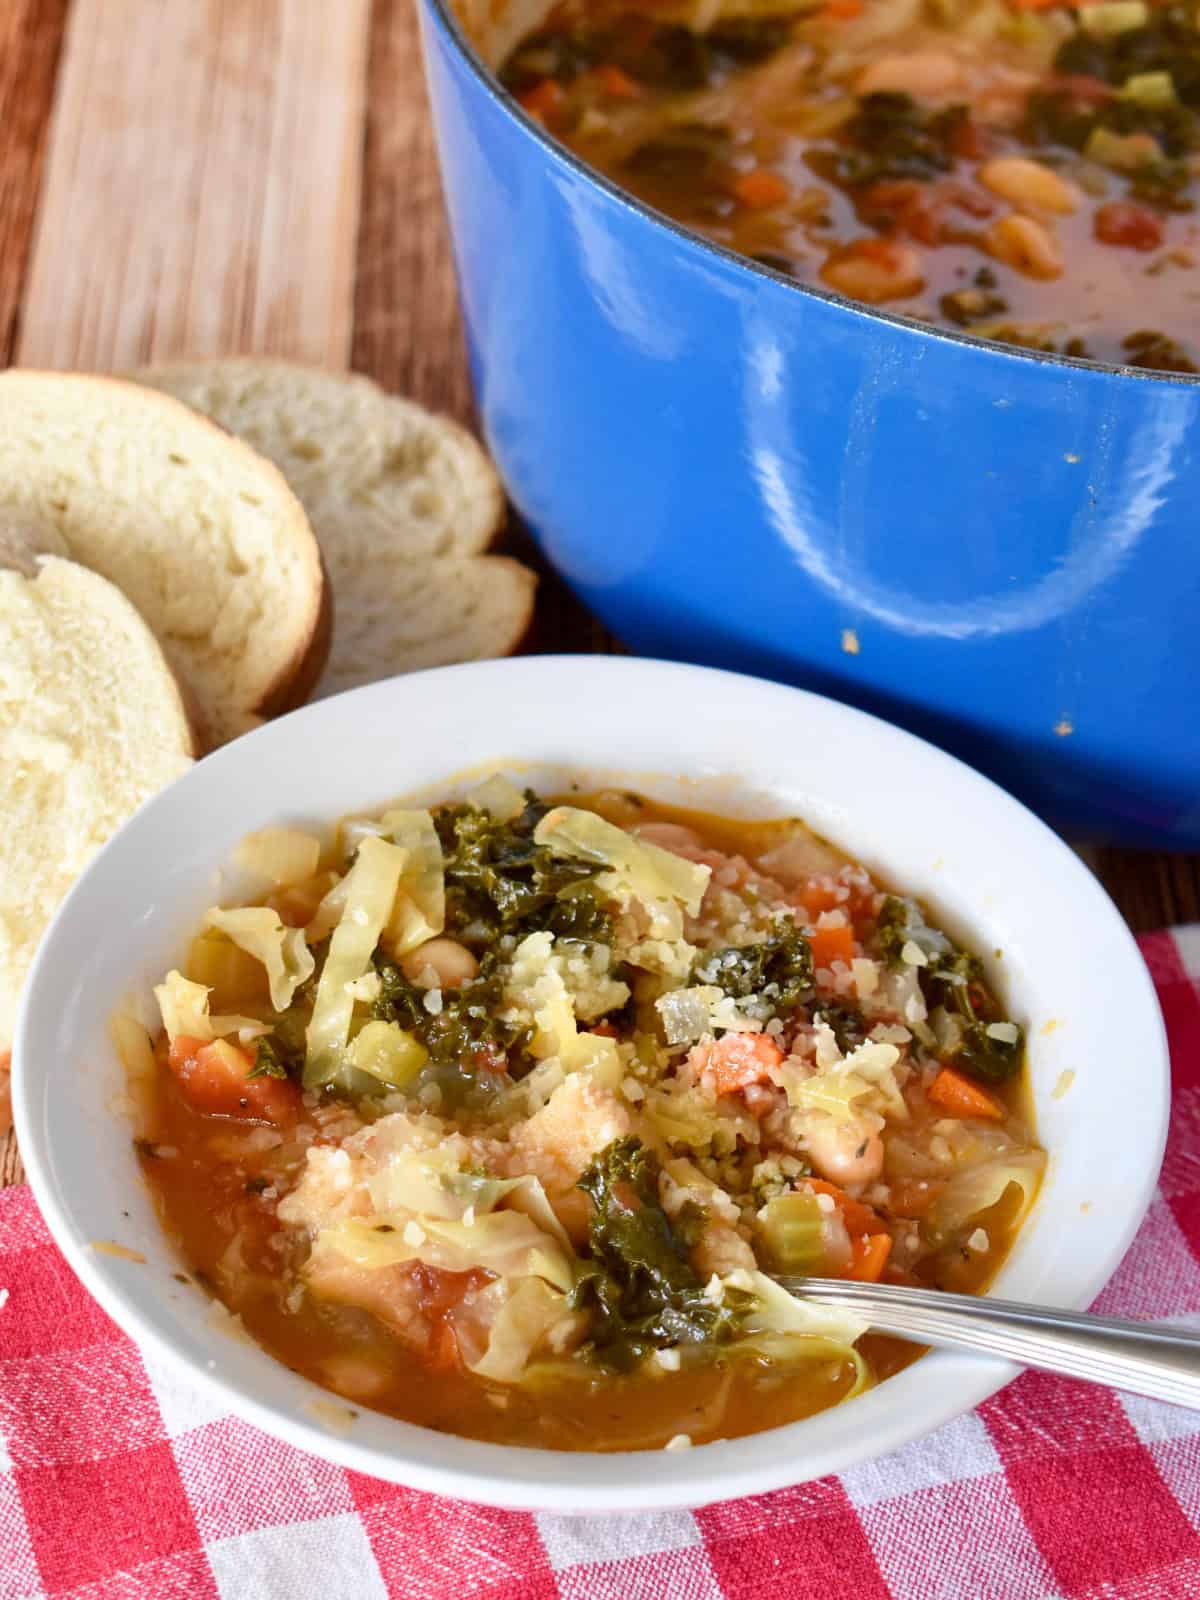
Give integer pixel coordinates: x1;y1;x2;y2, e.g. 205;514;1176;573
415;0;1200;846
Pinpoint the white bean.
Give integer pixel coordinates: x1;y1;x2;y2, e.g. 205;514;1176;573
857;50;964;98
820;238;925;304
400;937;479;990
978;157;1079;215
984;213;1064;280
804;1119;885;1186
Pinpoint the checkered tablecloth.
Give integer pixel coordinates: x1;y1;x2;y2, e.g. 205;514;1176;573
3;927;1199;1600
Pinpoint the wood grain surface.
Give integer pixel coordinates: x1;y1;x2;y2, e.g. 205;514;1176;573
0;0;1196;1187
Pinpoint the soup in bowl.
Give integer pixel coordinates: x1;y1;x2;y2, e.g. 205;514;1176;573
13;658;1167;1509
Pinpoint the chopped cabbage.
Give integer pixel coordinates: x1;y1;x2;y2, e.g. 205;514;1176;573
656;985;759;1044
927;1149;1046;1241
304;835;408;1089
534;806;710;916
234;827;321;888
204;907;315;1012
315;1208;574;1291
363;1146;572;1253
153;970;271;1044
723;1267;870;1344
466;773;526;822
503;930;624;1079
379;809;445;956
346;1020;428;1088
643;1082;757;1154
468;1278;576;1382
785;1039;905;1126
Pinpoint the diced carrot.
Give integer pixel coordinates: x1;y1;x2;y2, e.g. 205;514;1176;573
732;169;791;210
808;923;856;969
702;1031;784;1096
597;64;641;99
805;1179;880;1239
847;1232;893;1282
1009;0;1061;9
822;0;863;16
167;1035;300;1125
518;78;566;125
928;1065;1004;1120
887;1179;942;1219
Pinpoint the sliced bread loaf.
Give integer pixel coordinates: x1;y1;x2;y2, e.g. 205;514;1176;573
0;554;196;1050
134;360;536;698
0;371;329;745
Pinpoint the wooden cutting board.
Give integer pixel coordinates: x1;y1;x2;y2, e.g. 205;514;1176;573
0;0;1196;1187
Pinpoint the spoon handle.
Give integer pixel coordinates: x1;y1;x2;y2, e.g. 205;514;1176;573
778;1277;1200;1411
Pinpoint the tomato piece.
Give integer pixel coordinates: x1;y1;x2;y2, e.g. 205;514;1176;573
1094;202;1164;253
166;1035;300;1125
597;64;640;100
797;881;842;918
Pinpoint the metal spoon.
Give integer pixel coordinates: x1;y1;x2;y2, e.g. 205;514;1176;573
777;1276;1200;1410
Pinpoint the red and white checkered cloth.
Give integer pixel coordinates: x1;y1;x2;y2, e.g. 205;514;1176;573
3;926;1200;1600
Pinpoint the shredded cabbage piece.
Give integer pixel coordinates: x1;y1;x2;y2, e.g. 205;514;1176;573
153;970;271;1044
466;773;526;822
379;809;445;956
468;1278;576;1382
204;907;315;1012
534;806;710;916
315;1209;574;1291
927;1149;1047;1241
234;827;321;888
304;835;408;1089
723;1267;870;1344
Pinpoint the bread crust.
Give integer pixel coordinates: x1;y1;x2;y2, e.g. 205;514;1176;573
0;370;327;746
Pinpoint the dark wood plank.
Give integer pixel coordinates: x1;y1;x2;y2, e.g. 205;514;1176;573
0;0;69;364
0;0;69;1187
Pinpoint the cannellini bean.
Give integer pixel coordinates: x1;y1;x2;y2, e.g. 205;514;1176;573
820;238;924;304
804;1119;885;1186
857;50;964;98
400;937;479;989
978;157;1079;215
983;213;1064;280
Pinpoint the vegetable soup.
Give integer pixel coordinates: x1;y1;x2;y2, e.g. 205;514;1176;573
499;0;1200;372
131;778;1044;1452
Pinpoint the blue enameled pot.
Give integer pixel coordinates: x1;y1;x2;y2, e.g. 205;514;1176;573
416;0;1200;846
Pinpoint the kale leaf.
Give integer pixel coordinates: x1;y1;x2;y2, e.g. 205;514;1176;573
875;897;1022;1080
815;93;966;187
692;924;815;1011
572;1137;745;1370
434;798;613;943
372;951;528;1075
245;1035;296;1081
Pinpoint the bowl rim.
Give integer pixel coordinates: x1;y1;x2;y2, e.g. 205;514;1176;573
418;0;1200;391
13;655;1170;1511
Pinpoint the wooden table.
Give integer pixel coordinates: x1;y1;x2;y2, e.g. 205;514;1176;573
1;0;1196;1187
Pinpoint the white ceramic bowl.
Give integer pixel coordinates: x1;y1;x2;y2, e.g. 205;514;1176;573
14;656;1168;1512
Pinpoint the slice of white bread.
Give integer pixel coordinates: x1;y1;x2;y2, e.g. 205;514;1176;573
0;554;196;1050
134;360;536;698
0;371;329;746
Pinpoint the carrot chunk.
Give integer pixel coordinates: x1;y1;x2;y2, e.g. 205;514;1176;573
598;64;641;99
847;1232;893;1282
518;79;566;125
928;1065;1004;1120
808;923;855;969
700;1031;784;1095
732;169;791;210
805;1178;881;1238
